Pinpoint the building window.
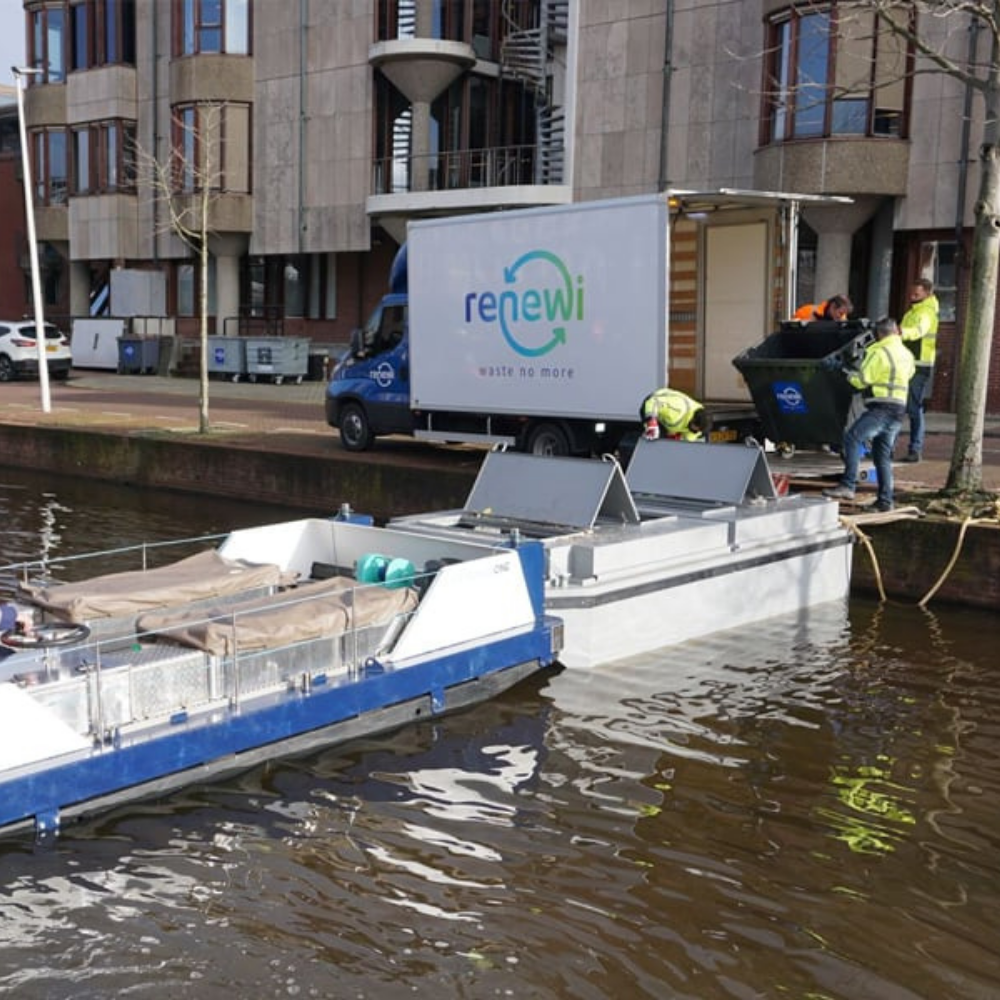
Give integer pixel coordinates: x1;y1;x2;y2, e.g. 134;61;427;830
174;0;250;56
72;126;90;192
71;120;136;195
30;4;67;83
0;117;19;156
763;4;911;143
375;0;501;50
171;102;250;194
241;254;335;320
69;0;137;70
374;71;538;195
33;129;69;205
70;1;90;71
176;258;217;316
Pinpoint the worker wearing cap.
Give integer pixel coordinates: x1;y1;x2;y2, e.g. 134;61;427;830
641;388;711;442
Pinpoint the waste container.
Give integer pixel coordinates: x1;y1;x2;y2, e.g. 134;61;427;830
732;320;874;450
245;337;310;384
117;337;160;375
307;346;332;382
207;336;247;380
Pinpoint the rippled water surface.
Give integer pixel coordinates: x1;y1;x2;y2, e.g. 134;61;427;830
1;468;998;998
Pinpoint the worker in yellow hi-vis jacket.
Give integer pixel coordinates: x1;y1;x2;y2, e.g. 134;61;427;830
640;388;712;442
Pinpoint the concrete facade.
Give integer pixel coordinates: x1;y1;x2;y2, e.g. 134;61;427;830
13;0;1000;410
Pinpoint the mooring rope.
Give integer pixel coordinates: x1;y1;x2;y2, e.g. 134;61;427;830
840;508;992;609
917;514;976;608
839;507;922;605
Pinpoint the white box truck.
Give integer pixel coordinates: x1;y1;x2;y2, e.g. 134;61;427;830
325;191;816;455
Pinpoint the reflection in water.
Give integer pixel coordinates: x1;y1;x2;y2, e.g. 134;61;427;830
0;469;999;998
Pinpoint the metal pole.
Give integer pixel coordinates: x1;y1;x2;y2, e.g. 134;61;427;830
13;65;51;414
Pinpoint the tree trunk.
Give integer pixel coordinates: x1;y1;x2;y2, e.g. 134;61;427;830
947;37;1000;493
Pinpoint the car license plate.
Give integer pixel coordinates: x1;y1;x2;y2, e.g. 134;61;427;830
46;345;58;353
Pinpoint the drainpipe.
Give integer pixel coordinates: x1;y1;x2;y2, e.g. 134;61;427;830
658;0;674;191
950;16;979;410
152;2;159;264
298;0;307;252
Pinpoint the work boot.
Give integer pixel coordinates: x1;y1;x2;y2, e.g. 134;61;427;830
902;451;921;463
823;485;855;501
873;500;894;512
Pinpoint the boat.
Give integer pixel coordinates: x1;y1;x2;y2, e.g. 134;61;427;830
389;439;854;668
0;440;850;838
0;508;561;840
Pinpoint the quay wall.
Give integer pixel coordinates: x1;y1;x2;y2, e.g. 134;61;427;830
850;517;1000;613
0;425;475;522
3;423;999;613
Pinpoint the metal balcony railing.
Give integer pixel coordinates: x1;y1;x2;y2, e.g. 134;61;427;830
372;144;559;195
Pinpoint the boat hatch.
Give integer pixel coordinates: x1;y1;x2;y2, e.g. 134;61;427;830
626;438;777;507
461;452;639;532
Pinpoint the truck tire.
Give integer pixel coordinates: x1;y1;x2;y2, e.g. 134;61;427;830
338;402;374;451
525;422;571;456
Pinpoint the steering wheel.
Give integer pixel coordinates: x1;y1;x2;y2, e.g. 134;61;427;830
1;622;91;649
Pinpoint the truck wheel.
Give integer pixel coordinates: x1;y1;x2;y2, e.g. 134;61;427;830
525;423;570;456
339;402;374;451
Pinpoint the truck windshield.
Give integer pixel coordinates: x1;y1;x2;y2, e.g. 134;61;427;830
361;304;406;355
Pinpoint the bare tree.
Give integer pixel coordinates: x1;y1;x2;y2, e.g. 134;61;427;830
857;1;999;495
134;103;226;434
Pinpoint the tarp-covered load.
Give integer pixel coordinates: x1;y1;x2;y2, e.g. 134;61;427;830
136;577;418;656
21;549;296;623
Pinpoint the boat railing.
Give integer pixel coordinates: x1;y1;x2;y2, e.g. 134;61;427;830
1;533;230;588
14;575;422;745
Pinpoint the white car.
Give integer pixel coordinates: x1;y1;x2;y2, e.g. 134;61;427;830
0;320;73;382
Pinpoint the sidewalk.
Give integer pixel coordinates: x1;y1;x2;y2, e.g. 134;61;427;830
2;369;1000;493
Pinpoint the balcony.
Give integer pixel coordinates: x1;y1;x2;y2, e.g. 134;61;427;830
367;143;570;235
372;144;545;195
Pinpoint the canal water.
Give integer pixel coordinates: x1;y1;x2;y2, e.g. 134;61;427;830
1;469;998;999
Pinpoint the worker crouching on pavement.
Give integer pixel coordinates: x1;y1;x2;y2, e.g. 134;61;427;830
823;317;915;513
641;388;712;442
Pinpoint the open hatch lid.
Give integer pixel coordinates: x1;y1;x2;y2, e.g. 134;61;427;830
464;452;639;530
626;439;777;505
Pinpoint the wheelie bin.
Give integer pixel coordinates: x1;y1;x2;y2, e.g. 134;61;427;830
732;319;874;452
117;337;160;375
207;336;247;380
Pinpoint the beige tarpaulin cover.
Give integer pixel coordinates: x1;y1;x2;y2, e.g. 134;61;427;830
137;576;419;657
21;549;296;623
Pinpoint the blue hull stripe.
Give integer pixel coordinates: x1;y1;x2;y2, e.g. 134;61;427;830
1;625;555;833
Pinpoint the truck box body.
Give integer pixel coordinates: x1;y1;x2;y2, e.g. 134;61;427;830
326;191;828;454
407;196;668;422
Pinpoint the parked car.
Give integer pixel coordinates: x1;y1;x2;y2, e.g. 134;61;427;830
0;320;73;382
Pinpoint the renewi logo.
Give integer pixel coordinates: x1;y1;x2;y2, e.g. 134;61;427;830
464;250;584;358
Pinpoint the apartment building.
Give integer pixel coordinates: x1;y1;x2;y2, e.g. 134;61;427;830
17;0;999;411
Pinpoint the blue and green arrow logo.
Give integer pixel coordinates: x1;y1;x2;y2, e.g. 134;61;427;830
464;249;584;357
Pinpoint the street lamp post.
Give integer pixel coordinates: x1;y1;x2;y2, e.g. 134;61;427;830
12;65;50;414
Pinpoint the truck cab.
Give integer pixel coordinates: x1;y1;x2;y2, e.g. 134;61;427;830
325;295;412;451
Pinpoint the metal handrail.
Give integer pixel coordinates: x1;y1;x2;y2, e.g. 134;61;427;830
371;144;551;195
2;534;230;585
